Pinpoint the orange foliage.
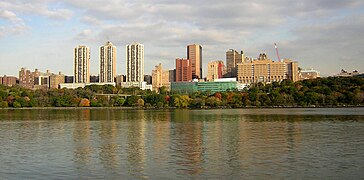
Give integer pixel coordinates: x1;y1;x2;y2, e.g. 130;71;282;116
79;98;90;107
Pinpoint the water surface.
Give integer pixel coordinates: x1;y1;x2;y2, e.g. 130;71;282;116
0;108;363;179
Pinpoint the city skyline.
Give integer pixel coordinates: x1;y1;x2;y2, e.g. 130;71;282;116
0;0;364;77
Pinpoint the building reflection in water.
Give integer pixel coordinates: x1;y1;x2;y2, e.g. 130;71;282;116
149;110;171;167
97;110;119;169
125;110;148;179
230;113;303;176
170;110;204;175
73;109;92;166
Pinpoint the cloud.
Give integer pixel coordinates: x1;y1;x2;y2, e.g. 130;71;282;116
0;0;73;20
0;10;29;37
1;0;364;76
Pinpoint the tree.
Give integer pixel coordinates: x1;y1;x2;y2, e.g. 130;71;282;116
114;97;125;106
126;95;142;106
0;101;8;108
172;95;190;108
79;98;90;107
159;86;168;95
205;96;220;107
137;98;145;107
13;101;21;108
190;98;205;108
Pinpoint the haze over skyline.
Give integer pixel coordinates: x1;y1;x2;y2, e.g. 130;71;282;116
1;0;363;77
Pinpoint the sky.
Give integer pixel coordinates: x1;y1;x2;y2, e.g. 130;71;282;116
0;0;363;77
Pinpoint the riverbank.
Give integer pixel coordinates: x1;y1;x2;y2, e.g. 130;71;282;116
1;105;363;110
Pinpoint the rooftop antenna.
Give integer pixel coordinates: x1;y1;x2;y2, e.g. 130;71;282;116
274;43;281;62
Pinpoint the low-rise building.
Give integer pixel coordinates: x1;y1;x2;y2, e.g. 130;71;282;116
171;80;238;94
65;76;74;83
119;81;152;91
116;75;126;86
49;72;65;89
300;69;320;80
335;69;360;77
0;75;17;86
60;82;116;89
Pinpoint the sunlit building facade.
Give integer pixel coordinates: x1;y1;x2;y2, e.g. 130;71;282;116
187;44;202;79
126;42;144;82
176;58;192;82
237;55;299;84
207;61;225;82
152;63;171;91
74;45;90;83
100;41;117;83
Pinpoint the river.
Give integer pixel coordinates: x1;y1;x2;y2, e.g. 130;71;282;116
0;108;363;179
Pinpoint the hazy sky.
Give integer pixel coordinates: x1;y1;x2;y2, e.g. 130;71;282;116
1;0;363;77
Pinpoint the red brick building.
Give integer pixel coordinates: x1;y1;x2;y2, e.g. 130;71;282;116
176;58;192;82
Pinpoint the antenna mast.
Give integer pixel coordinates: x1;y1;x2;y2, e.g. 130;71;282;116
274;43;281;62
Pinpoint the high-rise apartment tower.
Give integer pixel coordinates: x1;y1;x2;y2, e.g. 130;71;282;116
74;45;90;83
126;42;144;82
100;41;116;83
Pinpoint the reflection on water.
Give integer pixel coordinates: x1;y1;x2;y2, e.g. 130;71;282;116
73;109;92;165
0;108;363;179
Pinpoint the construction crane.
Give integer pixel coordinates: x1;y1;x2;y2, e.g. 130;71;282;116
274;43;281;62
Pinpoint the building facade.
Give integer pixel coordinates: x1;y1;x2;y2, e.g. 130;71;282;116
207;61;225;82
284;59;299;82
171;81;238;94
49;72;65;89
19;68;40;89
300;69;320;80
144;75;152;85
116;75;126;86
74;45;90;83
335;69;360;77
0;75;17;87
226;49;244;77
176;58;192;82
99;41;116;83
169;69;176;82
65;76;74;83
118;81;152;91
90;75;99;83
152;63;171;91
237;57;299;84
126;42;144;82
187;44;202;79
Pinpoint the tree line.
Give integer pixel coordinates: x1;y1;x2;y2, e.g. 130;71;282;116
0;76;363;108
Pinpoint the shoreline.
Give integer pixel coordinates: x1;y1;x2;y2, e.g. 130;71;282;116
1;105;363;110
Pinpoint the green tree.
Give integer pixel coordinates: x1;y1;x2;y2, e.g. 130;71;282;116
114;97;126;106
126;95;142;106
172;95;190;108
0;101;8;108
13;101;21;108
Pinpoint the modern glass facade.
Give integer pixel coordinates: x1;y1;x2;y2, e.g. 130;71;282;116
171;81;237;94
